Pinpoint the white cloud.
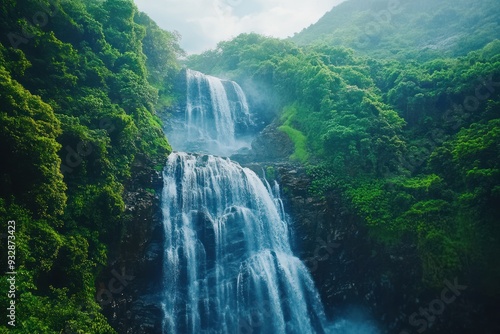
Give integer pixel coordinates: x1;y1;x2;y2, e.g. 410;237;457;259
133;0;345;54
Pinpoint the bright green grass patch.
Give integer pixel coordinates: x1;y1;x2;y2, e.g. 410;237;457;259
278;125;309;162
278;104;310;162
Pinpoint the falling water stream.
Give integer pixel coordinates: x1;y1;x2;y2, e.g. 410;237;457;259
161;70;363;333
166;69;252;157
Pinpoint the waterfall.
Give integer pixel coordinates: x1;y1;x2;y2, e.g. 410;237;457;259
161;153;326;334
162;70;328;334
166;69;253;157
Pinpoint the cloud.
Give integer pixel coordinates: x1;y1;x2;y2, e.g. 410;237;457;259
133;0;345;54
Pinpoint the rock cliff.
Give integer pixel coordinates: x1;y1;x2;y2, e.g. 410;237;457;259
98;154;164;334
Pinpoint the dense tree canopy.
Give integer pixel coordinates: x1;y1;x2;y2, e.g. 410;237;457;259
187;30;500;295
0;0;182;332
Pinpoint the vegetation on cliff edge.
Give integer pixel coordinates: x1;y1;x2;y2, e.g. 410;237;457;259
0;0;182;332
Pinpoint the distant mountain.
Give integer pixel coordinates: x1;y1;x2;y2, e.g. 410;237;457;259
291;0;500;58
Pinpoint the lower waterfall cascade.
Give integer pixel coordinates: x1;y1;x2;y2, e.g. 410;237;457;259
161;153;327;333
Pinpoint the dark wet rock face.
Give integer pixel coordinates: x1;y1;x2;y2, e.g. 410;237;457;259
98;154;164;334
231;122;294;163
273;165;420;332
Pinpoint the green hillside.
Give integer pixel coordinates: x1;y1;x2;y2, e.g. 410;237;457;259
187;22;500;331
291;0;500;60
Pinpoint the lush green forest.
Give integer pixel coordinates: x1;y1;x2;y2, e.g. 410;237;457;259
187;30;500;295
0;0;182;332
1;0;499;332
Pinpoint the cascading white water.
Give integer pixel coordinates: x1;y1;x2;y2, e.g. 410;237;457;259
161;70;329;334
166;69;252;157
162;153;327;334
230;80;251;125
188;70;234;147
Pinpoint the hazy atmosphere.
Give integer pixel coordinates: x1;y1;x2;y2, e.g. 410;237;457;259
134;0;345;53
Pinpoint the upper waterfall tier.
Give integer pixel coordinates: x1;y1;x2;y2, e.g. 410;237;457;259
166;69;253;157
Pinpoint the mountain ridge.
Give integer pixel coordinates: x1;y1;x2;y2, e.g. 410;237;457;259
291;0;500;59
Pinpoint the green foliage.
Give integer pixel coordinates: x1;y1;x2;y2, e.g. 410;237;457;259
278;105;309;162
292;0;500;61
188;26;500;293
346;180;393;229
0;0;182;331
265;166;277;182
0;55;66;219
189;36;406;176
134;12;184;88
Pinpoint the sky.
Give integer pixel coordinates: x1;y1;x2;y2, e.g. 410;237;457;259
133;0;345;54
